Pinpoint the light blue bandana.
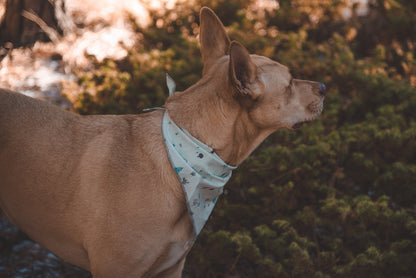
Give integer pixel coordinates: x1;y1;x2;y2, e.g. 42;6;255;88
162;112;237;235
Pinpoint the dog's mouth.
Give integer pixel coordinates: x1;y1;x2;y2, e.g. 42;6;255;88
292;107;323;129
292;119;313;129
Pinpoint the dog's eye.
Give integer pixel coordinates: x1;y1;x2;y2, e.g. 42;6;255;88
285;79;294;101
286;78;293;91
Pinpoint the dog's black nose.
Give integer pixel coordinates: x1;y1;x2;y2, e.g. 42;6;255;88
319;83;326;95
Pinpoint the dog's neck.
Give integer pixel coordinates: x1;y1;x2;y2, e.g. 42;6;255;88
165;75;273;166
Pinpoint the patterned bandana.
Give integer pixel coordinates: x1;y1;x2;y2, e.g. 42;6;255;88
162;111;237;235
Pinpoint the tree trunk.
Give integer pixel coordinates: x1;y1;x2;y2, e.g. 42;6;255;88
0;0;60;47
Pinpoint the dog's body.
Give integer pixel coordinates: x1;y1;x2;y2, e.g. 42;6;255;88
0;93;190;276
0;8;325;277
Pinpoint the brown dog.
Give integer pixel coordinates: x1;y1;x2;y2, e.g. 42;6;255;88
0;7;325;278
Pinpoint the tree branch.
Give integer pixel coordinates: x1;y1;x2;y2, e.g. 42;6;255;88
21;9;60;43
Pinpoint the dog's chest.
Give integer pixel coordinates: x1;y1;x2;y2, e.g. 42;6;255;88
156;240;193;273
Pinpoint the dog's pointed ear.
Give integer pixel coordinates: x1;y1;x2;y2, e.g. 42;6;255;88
200;7;230;75
229;41;261;99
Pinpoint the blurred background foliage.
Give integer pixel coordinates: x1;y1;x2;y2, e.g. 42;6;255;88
2;0;416;277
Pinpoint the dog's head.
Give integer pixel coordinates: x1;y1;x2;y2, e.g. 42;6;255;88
199;7;325;130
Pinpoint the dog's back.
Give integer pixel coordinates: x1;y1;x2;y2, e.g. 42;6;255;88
0;89;101;265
